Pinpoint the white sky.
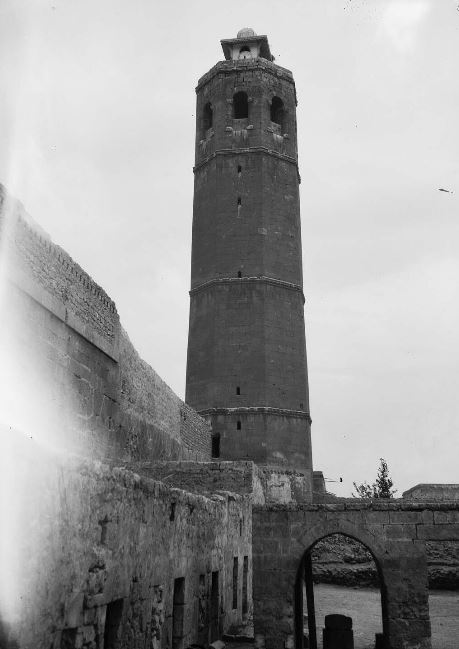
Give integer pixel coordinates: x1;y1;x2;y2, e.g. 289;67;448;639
1;0;458;496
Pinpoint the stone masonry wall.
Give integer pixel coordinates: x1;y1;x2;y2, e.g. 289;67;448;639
252;500;459;649
1;186;119;360
135;460;265;504
0;184;211;463
118;329;211;462
137;462;313;506
5;432;251;649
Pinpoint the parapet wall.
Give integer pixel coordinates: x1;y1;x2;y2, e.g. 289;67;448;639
136;460;265;503
0;184;211;462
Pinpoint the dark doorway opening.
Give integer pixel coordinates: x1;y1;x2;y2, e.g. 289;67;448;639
295;534;387;649
210;571;219;642
211;433;220;458
173;577;185;649
232;557;238;609
104;599;124;649
242;555;248;617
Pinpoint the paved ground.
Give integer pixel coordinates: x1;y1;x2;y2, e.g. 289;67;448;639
313;583;459;649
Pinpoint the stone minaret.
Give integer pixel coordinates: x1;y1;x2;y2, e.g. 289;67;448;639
186;28;312;491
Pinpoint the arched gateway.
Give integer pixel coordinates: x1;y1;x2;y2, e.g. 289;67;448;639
252;504;434;649
294;522;389;649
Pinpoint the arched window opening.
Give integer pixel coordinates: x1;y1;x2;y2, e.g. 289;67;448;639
233;92;248;119
203;102;213;131
238;46;252;60
270;96;285;129
295;533;386;649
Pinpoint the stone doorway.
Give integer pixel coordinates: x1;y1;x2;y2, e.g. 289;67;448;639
294;534;388;649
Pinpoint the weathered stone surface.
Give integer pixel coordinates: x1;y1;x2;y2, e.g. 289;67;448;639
0;184;212;464
186;54;312;480
252;503;459;649
6;449;252;649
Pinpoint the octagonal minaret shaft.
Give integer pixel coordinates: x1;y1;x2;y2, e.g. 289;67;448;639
186;29;312;483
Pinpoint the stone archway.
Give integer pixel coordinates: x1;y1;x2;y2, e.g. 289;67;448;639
294;530;389;649
252;505;432;649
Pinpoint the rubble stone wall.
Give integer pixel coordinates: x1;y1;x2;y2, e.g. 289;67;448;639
10;450;252;649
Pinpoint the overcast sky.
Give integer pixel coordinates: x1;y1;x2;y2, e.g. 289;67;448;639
1;0;458;496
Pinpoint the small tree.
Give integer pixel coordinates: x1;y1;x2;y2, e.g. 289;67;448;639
353;458;397;499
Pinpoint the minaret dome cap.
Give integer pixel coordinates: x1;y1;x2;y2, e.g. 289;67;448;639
221;30;273;62
237;27;257;38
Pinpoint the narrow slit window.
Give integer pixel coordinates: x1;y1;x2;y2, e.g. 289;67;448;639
236;386;240;395
237;165;242;174
237;421;241;430
237;197;242;206
232;557;238;609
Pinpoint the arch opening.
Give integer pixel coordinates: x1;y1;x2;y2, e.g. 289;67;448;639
203;102;213;132
294;533;388;649
270;96;285;130
238;46;252;60
233;91;248;119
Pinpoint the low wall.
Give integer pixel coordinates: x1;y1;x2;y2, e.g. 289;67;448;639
3;433;252;649
136;462;313;506
135;460;265;503
403;484;459;501
257;467;311;504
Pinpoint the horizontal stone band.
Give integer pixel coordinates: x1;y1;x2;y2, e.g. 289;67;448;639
194;146;299;173
198;406;312;424
190;276;305;302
